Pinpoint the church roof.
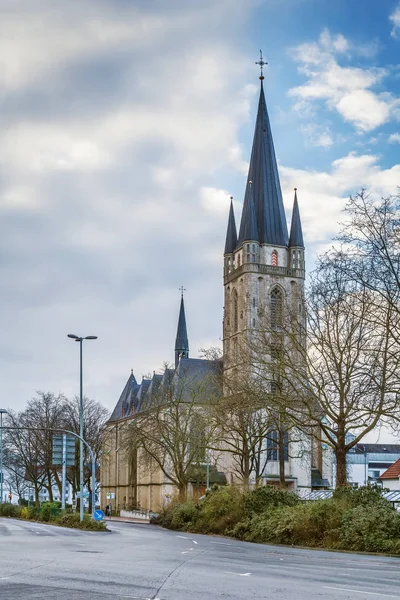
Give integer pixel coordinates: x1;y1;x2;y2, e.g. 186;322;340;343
175;295;189;353
289;189;304;248
224;198;238;254
109;371;137;421
240;80;288;246
238;182;259;245
174;358;222;403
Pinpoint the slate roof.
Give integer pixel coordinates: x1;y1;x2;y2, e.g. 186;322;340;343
352;444;400;454
173;358;222;403
109;372;138;422
238;182;259;245
288;189;304;248
240;80;288;246
379;458;400;480
175;296;189;355
224;198;238;254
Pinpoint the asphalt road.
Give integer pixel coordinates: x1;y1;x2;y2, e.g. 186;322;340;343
0;517;399;599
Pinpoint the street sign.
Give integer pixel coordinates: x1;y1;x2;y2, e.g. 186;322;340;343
52;435;76;466
76;491;90;498
93;509;104;521
106;492;115;500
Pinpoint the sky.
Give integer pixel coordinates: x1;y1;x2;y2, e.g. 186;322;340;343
1;0;400;418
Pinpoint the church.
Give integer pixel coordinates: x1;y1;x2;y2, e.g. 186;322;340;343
101;64;331;512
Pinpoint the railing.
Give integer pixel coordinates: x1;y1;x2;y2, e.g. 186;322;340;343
224;263;305;284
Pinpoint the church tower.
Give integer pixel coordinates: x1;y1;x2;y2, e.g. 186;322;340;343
223;63;305;372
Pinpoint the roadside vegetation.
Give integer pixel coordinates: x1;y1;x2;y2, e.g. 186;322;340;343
0;502;107;531
153;485;400;554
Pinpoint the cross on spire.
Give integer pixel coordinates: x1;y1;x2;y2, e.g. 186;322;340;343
255;49;267;80
179;285;186;298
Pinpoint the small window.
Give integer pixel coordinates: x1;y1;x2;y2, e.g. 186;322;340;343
238;255;241;266
252;298;256;308
252;318;256;327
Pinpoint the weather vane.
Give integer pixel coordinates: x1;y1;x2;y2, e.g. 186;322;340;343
255;49;267;80
179;286;186;297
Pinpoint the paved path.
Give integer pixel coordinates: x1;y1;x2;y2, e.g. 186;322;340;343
0;517;399;599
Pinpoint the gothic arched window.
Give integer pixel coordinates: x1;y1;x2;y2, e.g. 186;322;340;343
271;250;278;266
270;286;283;328
233;289;239;332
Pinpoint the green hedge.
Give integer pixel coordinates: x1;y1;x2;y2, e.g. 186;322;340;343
155;485;400;554
0;502;107;531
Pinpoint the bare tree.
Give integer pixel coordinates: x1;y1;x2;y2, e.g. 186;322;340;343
251;256;400;487
124;363;219;502
63;396;109;509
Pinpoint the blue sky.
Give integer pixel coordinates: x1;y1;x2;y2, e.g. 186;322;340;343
0;0;399;415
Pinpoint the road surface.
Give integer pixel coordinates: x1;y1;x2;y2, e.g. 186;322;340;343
0;517;399;599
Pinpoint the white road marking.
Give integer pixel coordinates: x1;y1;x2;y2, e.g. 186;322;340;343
210;541;234;546
323;586;400;598
176;535;188;539
224;571;251;577
0;577;10;580
193;540;198;544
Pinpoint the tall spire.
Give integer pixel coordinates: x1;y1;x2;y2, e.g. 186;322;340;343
289;188;304;248
238;181;259;245
240;61;288;246
175;289;189;368
224;196;238;254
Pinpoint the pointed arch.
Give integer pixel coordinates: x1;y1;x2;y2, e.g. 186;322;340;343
232;288;239;332
270;285;284;328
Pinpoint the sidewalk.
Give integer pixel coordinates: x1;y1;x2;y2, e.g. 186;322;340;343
105;515;150;524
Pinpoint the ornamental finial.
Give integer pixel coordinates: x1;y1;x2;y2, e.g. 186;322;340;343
179;285;186;298
255;49;267;80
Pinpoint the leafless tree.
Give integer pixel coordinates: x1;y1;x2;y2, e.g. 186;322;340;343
250;255;400;487
124;363;220;502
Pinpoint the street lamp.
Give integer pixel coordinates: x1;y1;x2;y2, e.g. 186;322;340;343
0;409;8;505
67;334;97;521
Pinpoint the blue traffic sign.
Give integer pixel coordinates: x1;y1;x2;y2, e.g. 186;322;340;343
93;509;104;521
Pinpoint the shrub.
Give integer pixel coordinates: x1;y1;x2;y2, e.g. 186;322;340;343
168;501;198;530
0;503;22;518
243;485;300;517
56;512;107;531
194;487;244;534
338;504;400;553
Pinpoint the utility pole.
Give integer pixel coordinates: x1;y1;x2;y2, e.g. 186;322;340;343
62;433;67;510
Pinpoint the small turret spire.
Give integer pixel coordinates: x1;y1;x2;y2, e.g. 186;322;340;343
224;196;238;254
238;181;259;245
289;188;304;248
175;290;189;368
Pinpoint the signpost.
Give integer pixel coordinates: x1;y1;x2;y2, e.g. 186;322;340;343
52;434;76;510
93;509;104;521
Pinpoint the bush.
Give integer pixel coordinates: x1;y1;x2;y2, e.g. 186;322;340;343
194;487;244;534
169;501;198;531
56;513;107;531
0;503;22;518
339;504;400;553
243;486;300;517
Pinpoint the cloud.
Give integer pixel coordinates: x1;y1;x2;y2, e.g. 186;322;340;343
390;2;400;38
388;132;400;143
300;123;333;148
288;28;398;132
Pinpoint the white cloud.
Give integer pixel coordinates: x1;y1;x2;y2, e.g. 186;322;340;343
390;3;400;38
289;28;398;132
388;132;400;143
300;123;333;148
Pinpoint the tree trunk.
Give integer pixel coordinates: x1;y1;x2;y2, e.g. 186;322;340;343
278;432;286;487
178;483;187;503
335;445;347;487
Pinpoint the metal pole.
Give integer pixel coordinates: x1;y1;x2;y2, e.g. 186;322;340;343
206;450;210;490
0;411;3;504
91;454;96;516
62;433;67;510
79;339;84;522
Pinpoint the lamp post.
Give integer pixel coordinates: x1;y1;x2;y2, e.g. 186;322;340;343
68;334;97;521
0;409;8;505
